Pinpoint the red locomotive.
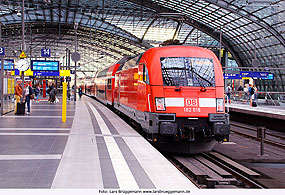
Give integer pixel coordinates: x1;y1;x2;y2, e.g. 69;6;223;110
87;46;230;153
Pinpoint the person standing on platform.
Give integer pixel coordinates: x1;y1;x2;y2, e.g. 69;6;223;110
237;85;244;100
35;84;40;103
24;84;33;114
78;87;83;98
225;84;232;104
248;84;255;107
47;83;54;103
243;85;248;104
254;85;258;101
14;80;23;114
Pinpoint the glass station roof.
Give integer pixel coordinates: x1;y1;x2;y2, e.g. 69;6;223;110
0;0;284;80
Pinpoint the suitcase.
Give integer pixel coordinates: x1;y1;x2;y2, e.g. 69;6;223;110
16;102;25;115
252;101;257;107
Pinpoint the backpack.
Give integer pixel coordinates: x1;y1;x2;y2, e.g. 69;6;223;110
250;87;255;95
226;86;231;93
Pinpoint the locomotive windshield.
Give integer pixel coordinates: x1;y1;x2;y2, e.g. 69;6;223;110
160;57;215;87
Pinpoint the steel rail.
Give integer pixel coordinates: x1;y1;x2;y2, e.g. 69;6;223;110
231;122;285;141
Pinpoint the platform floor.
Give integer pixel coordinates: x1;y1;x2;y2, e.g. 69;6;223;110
0;96;197;189
226;102;285;120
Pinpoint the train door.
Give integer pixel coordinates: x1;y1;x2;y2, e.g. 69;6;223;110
104;79;107;100
138;64;147;111
118;74;121;103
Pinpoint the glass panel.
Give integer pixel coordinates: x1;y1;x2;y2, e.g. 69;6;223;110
160;57;215;87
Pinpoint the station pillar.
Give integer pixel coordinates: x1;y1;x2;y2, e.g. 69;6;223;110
43;80;46;98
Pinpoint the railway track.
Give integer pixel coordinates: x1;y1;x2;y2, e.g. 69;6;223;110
167;152;263;189
230;122;285;150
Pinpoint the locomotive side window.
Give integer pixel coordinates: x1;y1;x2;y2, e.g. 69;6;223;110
143;64;150;85
122;54;143;71
160;57;215;87
97;68;108;78
107;78;112;89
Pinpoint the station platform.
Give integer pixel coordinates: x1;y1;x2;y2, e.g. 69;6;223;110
0;96;197;189
226;102;285;120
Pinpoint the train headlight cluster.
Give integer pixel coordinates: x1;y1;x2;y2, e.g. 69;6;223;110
155;97;166;111
216;98;224;112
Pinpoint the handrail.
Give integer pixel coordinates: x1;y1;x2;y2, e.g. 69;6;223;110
266;92;276;106
226;91;285;106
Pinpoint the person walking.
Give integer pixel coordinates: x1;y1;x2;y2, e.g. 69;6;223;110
14;80;23;114
78;87;83;98
35;84;40;103
225;84;232;104
24;84;33;114
47;83;54;103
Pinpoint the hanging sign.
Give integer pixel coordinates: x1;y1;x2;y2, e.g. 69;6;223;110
240;71;269;79
19;50;27;58
60;70;71;76
223;73;241;79
0;47;5;56
41;49;51;57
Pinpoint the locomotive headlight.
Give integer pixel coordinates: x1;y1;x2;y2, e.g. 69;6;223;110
155;97;166;111
216;98;224;112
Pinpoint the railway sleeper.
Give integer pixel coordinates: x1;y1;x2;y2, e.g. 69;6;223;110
205;178;238;188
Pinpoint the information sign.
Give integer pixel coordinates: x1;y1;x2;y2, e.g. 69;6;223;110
223;73;241;79
262;73;274;80
0;47;5;56
33;71;59;76
0;59;14;70
24;69;33;76
41;49;51;57
60;70;71;77
31;60;59;72
240;71;269;79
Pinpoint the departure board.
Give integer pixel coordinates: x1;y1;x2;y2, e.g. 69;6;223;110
0;59;14;70
31;60;59;72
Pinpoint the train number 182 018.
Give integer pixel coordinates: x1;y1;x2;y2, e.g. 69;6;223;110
184;108;201;112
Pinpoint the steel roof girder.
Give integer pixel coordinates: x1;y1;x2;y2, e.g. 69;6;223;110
203;0;285;48
126;0;243;67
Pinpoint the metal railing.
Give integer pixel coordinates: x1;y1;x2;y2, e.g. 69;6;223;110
226;91;285;106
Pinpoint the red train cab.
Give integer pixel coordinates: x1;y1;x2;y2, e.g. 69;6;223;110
112;46;229;153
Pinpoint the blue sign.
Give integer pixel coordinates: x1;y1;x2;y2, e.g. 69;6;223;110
15;69;20;75
223;73;241;79
31;60;59;72
0;59;14;70
262;73;274;80
240;71;269;78
41;49;51;57
34;71;59;76
0;47;5;56
224;71;271;79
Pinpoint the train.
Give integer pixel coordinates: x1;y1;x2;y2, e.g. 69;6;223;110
85;45;230;153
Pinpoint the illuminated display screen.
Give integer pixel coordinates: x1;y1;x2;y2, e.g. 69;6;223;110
31;60;59;72
0;59;14;70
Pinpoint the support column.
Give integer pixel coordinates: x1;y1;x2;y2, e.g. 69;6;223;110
222;48;228;67
0;22;4;115
0;58;3;116
20;0;25;100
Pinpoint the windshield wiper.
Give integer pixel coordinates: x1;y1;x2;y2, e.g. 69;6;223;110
191;68;213;87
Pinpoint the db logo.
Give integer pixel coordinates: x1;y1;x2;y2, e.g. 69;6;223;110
185;98;198;106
